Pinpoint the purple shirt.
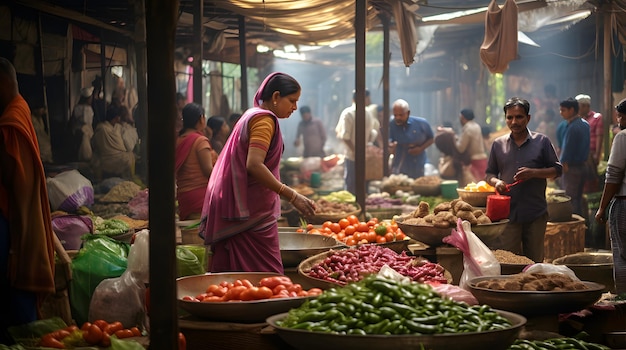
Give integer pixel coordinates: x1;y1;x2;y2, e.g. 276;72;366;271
486;130;562;223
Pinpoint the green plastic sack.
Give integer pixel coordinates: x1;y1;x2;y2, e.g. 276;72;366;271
176;246;205;277
70;235;130;325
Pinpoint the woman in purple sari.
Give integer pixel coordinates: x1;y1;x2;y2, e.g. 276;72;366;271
200;72;316;273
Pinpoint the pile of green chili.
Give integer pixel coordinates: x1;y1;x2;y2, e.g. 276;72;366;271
278;275;511;335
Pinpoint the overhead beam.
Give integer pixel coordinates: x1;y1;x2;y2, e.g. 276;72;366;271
15;0;133;36
416;0;548;26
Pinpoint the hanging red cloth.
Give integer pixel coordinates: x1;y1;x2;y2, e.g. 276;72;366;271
479;0;518;74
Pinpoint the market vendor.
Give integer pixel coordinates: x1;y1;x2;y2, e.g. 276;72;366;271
199;72;316;274
485;97;562;263
91;105;135;180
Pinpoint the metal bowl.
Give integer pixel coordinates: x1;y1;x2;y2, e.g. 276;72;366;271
552;252;614;292
468;276;605;316
176;272;313;322
471;219;509;241
457;189;496;207
266;310;526;350
397;220;508;247
279;232;346;268
396;221;452;246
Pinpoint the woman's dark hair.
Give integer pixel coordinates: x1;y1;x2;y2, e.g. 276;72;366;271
207;116;226;136
181;103;204;134
503;97;531;115
460;108;475;121
259;73;300;102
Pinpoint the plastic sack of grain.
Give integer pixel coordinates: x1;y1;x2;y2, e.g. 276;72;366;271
47;169;94;212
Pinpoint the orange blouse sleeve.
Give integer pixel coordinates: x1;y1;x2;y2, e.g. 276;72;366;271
248;115;275;152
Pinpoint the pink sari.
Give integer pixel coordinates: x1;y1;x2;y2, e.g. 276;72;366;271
200;72;285;273
175;132;205;220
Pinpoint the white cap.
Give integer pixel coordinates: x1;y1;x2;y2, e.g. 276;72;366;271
575;94;591;105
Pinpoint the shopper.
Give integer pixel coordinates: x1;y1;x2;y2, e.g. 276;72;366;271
175;103;215;220
595;98;626;293
294;105;326;158
389;98;434;179
485;97;562;262
0;57;56;344
200;72;316;273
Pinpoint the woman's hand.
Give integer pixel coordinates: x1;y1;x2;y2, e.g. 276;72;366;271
291;192;317;217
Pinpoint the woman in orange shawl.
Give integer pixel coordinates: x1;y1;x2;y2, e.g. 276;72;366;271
0;57;55;343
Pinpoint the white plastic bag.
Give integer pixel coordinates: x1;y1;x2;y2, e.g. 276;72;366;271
47;169;94;211
523;263;580;281
443;219;501;290
89;230;149;328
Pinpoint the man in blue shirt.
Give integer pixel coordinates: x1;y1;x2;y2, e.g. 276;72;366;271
559;97;590;216
389;99;434;179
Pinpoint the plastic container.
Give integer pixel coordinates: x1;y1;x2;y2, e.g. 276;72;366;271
486;194;511;221
179;244;207;272
440;180;459;199
310;172;321;188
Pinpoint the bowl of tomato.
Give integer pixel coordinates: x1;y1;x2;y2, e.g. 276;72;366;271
177;272;321;323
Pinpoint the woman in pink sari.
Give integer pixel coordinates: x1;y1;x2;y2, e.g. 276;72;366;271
200;72;316;273
175;103;214;220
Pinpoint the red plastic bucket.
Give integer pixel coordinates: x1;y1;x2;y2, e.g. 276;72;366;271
486;194;510;221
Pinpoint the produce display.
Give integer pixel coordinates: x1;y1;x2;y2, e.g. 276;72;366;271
93;217;131;236
508;338;610;350
99;181;142;203
463;181;496;192
301;215;407;246
180;276;323;302
381;174;414;189
474;272;589;291
413;175;442;186
278;275;511;335
312;198;358;215
401;199;492;227
320;190;355;203
37;320;143;348
304;244;448;285
493;250;534;265
365;192;404;208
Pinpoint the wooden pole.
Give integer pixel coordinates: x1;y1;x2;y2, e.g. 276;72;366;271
133;0;148;180
382;14;390;177
602;4;612;161
192;0;203;104
355;0;366;218
146;0;178;348
239;15;249;110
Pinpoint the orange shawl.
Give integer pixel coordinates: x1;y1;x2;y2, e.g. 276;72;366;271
0;94;55;296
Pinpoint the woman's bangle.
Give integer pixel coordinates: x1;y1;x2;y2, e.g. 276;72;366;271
289;189;298;203
278;183;286;195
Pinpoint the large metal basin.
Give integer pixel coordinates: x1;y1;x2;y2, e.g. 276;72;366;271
279;232;346;268
177;272;312;323
468;276;604;316
267;310;525;350
553;252;614;292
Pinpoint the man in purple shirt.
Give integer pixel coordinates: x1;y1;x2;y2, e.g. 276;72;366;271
294;105;326;158
485;97;562;262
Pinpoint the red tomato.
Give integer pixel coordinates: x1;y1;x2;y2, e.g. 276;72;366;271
384;232;395;243
92;319;109;331
64;325;79;333
287;283;302;293
39;334;65;349
83;324;103;345
338;218;350;229
259;276;293;289
307;288;323;296
178;332;187;350
347;215;359;225
329;222;341;233
130;327;142;337
80;322;92;331
356;222;369;232
100;332;111;347
272;284;287;295
376;235;387;244
181;295;196;302
114;329;134;339
223;285;248;301
201;296;223;302
104;321;124;335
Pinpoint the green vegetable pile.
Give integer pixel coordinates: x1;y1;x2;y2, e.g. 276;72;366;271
94;218;130;236
508;338;609;350
321;190;356;203
278;275;511;335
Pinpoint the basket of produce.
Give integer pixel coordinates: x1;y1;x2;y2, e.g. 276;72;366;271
456;181;497;207
467;273;605;316
297;244;450;289
396;198;502;246
381;174;415;195
412;175;442;196
279;231;346;268
305;201;361;225
546;192;573;222
93;217;134;243
177;272;322;322
267;274;525;350
492;250;534;275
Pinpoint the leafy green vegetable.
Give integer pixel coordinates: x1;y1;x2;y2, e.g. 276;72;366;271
95;218;130;236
